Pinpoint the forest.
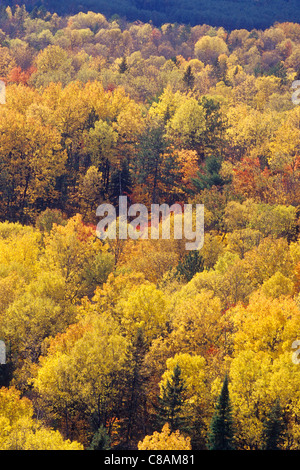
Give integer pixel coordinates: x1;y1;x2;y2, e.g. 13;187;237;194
3;0;300;30
1;3;300;451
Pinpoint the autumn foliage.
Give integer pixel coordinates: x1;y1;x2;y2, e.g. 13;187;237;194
1;4;300;451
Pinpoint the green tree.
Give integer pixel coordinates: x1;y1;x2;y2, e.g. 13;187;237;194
200;97;226;158
175;251;204;282
35;208;66;233
192;155;229;191
88;425;111;450
183;65;195;90
109;159;132;205
156;363;189;433
121;328;148;446
133;118;180;204
208;375;235;450
119;56;128;74
262;399;285;450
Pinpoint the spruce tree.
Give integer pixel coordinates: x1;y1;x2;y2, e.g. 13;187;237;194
183;65;195;90
122;328;148;446
156;363;190;433
133;118;181;204
175;251;204;282
119;56;128;74
262;399;285;450
192;155;229;192
208;375;235;450
88;425;111;450
109;159;132;205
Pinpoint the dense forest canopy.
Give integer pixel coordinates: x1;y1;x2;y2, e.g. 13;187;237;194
1;1;300;452
3;0;300;29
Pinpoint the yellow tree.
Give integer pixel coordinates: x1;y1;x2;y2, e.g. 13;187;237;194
0;269;79;390
268;113;300;172
41;214;114;301
260;271;294;298
166;290;224;357
120;238;182;283
228;349;273;449
242;237;294;289
226;228;263;259
159;354;206;406
82;82;144;198
138;423;191;450
117;283;170;344
267;107;300;204
229;347;300;449
225;104;280;161
184;258;252;310
30;45;75;87
148;85;186;122
77;165;105;222
0;387;83;450
166;97;206;153
0;222;41;283
34;311;128;443
0;46;16;77
91;271;147;319
0;105;67;221
5;83;37;115
144;290;226;445
68;11;108;30
158;353;213;447
176;149;199;191
194;35;228;64
229;292;300;357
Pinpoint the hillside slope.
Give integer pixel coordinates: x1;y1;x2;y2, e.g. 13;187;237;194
2;0;300;29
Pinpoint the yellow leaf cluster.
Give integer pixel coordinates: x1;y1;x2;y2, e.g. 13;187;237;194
0;387;83;450
138;423;191;450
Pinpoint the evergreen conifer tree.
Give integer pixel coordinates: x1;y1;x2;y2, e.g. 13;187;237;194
156;363;190;433
192;155;228;191
109;159;132;205
208;374;235;450
122;328;148;446
175;251;204;282
88;425;111;450
183;65;195;90
262;399;285;450
133;119;181;204
119;57;128;74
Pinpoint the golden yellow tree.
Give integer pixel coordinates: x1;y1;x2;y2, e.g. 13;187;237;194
34;311;128;442
0;104;67;221
138;423;191;450
0;387;83;450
